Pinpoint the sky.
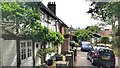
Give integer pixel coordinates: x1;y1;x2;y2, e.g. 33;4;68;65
42;0;104;29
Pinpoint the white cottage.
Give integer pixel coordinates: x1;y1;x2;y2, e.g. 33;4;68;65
0;2;62;67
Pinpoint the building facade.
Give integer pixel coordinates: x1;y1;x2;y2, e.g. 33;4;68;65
0;2;68;67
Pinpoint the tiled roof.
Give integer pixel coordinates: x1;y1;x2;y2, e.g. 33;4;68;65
58;18;69;28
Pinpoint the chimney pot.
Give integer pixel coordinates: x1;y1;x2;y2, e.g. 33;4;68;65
48;2;51;4
47;1;56;15
54;2;55;4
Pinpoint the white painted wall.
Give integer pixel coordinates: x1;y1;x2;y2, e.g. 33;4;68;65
1;39;17;66
20;60;33;66
1;39;34;66
58;44;61;54
0;38;2;67
35;42;41;66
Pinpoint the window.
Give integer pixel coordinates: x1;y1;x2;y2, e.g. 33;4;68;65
20;41;32;60
27;41;32;57
36;43;39;48
51;21;56;31
21;42;26;60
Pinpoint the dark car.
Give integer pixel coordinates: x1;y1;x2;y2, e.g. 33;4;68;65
81;42;92;51
87;47;115;68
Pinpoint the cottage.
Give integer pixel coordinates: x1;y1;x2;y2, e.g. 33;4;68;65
0;2;69;67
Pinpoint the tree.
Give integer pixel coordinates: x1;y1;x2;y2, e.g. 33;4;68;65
87;2;120;47
2;2;65;64
101;36;110;46
74;29;93;41
2;2;42;67
85;25;101;33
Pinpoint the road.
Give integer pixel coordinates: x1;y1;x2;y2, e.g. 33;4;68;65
74;47;119;68
74;47;97;68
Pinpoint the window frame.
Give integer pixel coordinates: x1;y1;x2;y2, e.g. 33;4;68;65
20;40;32;63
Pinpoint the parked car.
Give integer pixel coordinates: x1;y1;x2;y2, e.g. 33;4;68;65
81;41;92;51
87;47;115;68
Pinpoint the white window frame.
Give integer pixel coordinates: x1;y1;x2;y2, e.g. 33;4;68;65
27;41;32;58
20;40;32;63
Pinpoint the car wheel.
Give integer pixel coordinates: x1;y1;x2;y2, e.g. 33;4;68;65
91;59;95;65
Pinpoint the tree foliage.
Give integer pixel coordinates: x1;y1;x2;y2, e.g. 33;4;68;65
37;46;57;58
87;2;120;32
101;36;110;45
2;2;65;63
47;31;64;45
2;2;40;34
85;25;100;33
87;2;120;47
2;2;64;44
87;2;117;22
74;30;93;41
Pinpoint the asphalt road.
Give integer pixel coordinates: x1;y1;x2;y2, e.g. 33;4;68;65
74;47;97;68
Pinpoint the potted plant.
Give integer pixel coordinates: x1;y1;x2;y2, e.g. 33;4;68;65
37;48;48;64
37;47;57;64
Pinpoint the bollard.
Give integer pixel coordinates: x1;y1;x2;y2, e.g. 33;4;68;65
66;54;73;68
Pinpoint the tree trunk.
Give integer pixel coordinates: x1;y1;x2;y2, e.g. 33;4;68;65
111;17;117;47
16;37;20;68
16;21;21;68
41;57;45;64
118;17;120;48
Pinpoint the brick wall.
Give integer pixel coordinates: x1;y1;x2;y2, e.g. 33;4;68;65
61;26;65;35
61;35;70;54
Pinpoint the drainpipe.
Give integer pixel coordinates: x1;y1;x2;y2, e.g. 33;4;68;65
118;17;120;48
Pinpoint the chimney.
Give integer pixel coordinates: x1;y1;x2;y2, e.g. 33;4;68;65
47;1;56;15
